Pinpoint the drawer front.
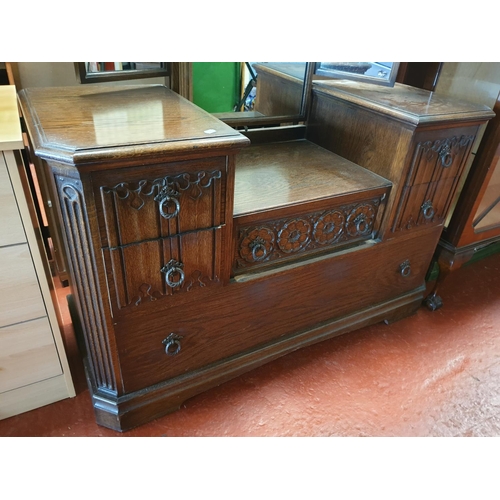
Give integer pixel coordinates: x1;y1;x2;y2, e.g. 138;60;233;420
115;227;440;393
0;317;62;393
233;195;386;275
0;244;46;328
393;177;459;232
102;227;224;314
405;126;476;187
0;153;26;247
94;157;226;247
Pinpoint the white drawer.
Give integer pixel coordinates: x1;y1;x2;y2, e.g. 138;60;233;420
0;244;46;327
0;316;62;393
0;152;26;247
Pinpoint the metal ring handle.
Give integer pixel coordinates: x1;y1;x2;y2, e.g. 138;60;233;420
249;237;268;262
162;333;183;356
155;187;180;219
439;146;453;168
400;260;411;278
421;200;435;220
161;259;185;288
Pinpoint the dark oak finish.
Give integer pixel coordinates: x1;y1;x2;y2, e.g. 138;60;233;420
307;81;494;238
18;82;494;431
425;96;500;310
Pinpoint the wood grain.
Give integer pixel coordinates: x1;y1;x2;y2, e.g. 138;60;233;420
234;140;391;216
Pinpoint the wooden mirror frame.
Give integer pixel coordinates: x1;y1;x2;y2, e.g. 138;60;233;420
314;62;400;88
75;62;170;84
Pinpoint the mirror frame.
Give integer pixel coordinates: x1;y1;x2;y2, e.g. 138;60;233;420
314;62;400;88
75;62;170;84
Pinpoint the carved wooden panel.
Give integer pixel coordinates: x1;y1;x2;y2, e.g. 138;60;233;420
54;169;118;393
93;157;226;247
405;128;476;187
394;177;459;232
103;227;223;313
234;198;382;273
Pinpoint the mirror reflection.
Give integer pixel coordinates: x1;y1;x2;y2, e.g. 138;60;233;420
75;62;169;84
314;62;400;87
192;62;308;124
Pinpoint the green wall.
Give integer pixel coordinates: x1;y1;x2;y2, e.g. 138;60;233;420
192;63;240;113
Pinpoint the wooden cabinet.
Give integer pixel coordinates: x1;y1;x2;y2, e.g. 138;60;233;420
426;95;500;309
0;86;74;420
18;82;493;431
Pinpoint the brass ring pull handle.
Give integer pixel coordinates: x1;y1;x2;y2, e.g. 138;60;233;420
439;145;453;168
162;333;183;356
154;186;180;219
421;200;435;220
399;260;411;278
161;259;185;288
249;237;268;261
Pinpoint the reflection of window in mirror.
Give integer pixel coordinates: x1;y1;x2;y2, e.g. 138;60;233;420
75;62;170;84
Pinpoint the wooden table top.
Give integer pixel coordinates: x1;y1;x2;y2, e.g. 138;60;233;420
0;86;23;151
18;84;249;165
234;139;391;216
313;81;495;125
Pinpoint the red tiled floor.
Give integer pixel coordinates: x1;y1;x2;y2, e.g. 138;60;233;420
2;253;500;437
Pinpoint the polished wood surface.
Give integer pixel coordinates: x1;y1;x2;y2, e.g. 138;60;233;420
19;85;248;165
307;81;493;239
312;81;494;125
253;63;305;118
19;81;492;431
234;140;391;216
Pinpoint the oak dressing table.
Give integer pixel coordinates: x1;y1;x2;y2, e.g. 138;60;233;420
18;76;494;431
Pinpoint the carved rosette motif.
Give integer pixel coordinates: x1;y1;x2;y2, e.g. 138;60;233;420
278;219;311;253
313;210;345;244
239;227;275;263
346;204;376;237
236;199;381;270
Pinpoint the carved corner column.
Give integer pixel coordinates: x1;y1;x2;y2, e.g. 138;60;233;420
49;163;122;397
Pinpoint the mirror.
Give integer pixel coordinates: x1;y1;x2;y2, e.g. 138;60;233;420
191;62;314;128
75;62;170;84
314;62;400;87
